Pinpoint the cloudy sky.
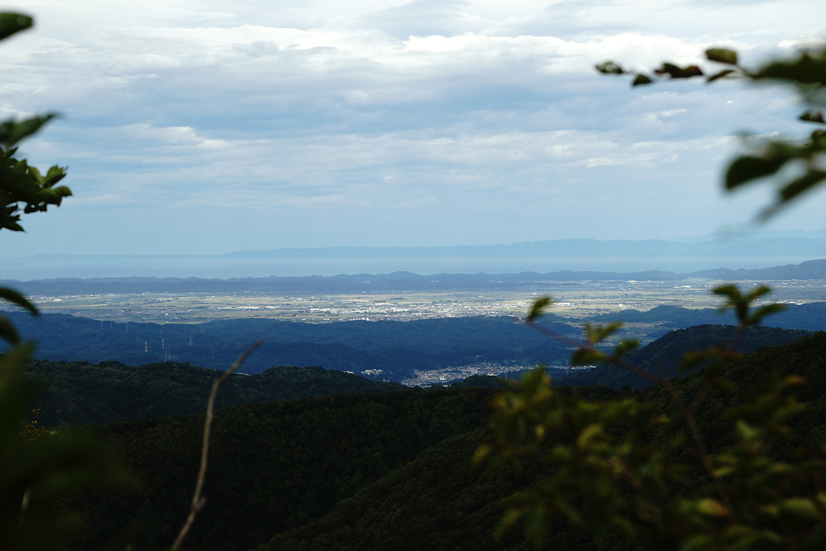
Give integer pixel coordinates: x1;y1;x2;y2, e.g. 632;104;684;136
2;0;826;258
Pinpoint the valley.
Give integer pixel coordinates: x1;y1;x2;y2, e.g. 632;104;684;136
28;277;826;325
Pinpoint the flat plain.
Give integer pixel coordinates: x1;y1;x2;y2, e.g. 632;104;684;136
30;278;826;325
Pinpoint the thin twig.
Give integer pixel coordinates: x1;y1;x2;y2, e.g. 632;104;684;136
172;339;264;551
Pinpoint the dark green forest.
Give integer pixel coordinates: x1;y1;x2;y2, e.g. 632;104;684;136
25;360;403;426
52;329;826;551
552;324;813;390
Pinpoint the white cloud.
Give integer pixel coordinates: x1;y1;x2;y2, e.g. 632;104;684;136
1;0;825;259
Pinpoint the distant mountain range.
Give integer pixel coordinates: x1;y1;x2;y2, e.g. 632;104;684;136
3;259;826;295
218;237;826;259
5;235;826;279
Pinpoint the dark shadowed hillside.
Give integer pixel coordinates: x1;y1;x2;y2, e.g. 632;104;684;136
27;360;403;427
554;325;813;390
255;332;826;551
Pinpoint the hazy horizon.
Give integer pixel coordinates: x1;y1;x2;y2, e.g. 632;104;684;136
5;230;826;280
2;0;826;264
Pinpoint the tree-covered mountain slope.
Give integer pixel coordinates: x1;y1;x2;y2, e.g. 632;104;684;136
553;325;813;390
63;331;826;551
27;360;403;427
255;331;826;551
67;388;497;551
589;301;826;331
255;428;537;551
5;313;576;382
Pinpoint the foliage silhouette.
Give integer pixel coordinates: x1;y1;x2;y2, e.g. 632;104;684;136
0;13;135;551
481;44;826;551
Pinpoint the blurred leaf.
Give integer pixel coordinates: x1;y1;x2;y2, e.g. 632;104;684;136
654;63;703;79
528;296;553;323
585;321;623;344
725;155;786;189
748;303;786;325
0;12;33;41
0;315;21;345
0;287;39;315
707;69;735;83
755;50;826;88
779;498;819;520
779;169;826;203
694;498;727;517
706;48;738;65
800;110;825;123
613;339;639;359
571;348;608;366
595;61;624;74
746;285;772;301
632;74;653;86
576;423;603;449
0;114;57;148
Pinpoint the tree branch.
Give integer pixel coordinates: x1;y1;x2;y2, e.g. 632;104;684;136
171;339;264;551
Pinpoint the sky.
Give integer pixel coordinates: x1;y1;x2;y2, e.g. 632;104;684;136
2;0;826;259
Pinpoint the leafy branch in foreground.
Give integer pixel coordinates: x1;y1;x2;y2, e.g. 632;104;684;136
479;285;826;550
0;13;139;551
597;46;826;220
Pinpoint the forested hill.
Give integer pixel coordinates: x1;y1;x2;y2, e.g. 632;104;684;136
3;258;826;294
65;331;826;551
588;301;826;330
27;360;403;427
4;313;577;382
68;387;501;551
553;325;814;390
5;302;826;384
27;324;814;427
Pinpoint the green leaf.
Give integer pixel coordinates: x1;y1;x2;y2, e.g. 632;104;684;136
613;339;639;359
0;12;33;41
725;155;786;189
0;287;38;315
576;423;603;449
706;48;738;65
0;315;21;345
595;61;624;74
779;169;826;203
761;169;826;219
735;420;759;442
779;498;820;520
0;114;58;148
694;498;727;517
800;110;825;124
707;69;735;83
528;296;553;322
755;50;826;88
571;348;608;366
632;74;653;87
748;303;786;325
681;535;713;551
655;63;703;79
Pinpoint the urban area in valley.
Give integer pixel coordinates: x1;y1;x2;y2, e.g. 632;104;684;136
30;278;826;324
23;277;826;386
